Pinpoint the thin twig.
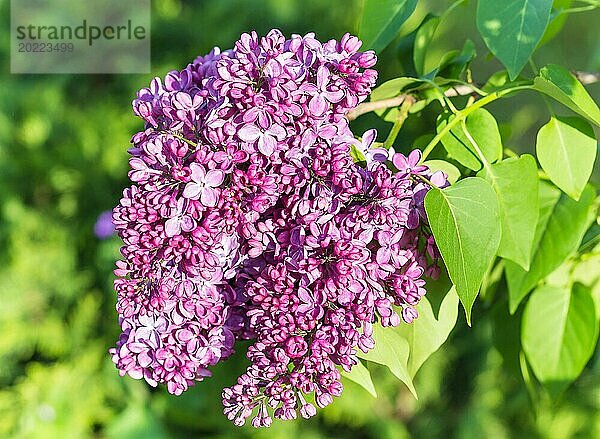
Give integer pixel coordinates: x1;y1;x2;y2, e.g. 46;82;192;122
348;71;600;121
574;70;600;85
444;84;478;97
346;95;408;121
347;85;480;121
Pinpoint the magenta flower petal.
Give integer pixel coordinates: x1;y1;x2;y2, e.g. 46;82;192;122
183;182;201;199
165;216;181;237
189;162;206;181
376;247;392;264
113;29;445;429
300;129;317;149
309;95;328;116
430;170;448;187
257;134;276;156
238;124;261;142
408;149;421;166
200;187;219;207
128;368;144;380
180;215;196;232
243;107;259;123
362;129;377;148
367;147;388;163
316;65;329;88
392;152;409;170
324;89;344;103
205;169;225;187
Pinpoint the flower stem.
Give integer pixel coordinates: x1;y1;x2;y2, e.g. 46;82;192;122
414;173;436;188
171;132;199;148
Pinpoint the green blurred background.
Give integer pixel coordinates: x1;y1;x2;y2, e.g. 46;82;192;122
0;0;598;437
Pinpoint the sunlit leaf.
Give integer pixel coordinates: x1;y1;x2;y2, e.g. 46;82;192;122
478;155;539;269
349;145;367;164
522;283;599;392
506;183;595;312
370;77;422;101
413;15;440;76
437;108;503;171
423;160;461;184
395;289;459;376
340;360;377;398
536;116;597;200
425;177;501;323
534;64;600;126
358;324;416;398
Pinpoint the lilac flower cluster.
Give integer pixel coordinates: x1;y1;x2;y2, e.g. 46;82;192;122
110;29;446;426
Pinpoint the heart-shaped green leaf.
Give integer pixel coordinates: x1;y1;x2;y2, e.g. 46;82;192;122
478;154;539;269
477;0;553;80
536;116;597;200
425;177;501;323
522;283;599;392
370;77;422;101
413;15;440;76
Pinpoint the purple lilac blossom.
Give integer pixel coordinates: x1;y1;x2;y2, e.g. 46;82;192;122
110;29;446;427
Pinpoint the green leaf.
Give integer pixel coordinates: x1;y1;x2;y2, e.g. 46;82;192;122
423;160;461;184
357;324;416;398
506;183;595;312
539;0;573;46
438;39;477;80
395;289;459;377
406;95;436;116
536;117;597;200
370;77;422;101
437;108;503;171
534;64;600;126
359;0;418;53
571;243;600;318
413;15;440;76
482;70;513;93
476;0;553;80
424;177;501;323
371;77;424;121
478;155;540;269
581;222;600;250
522;283;599;392
340;360;377;398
